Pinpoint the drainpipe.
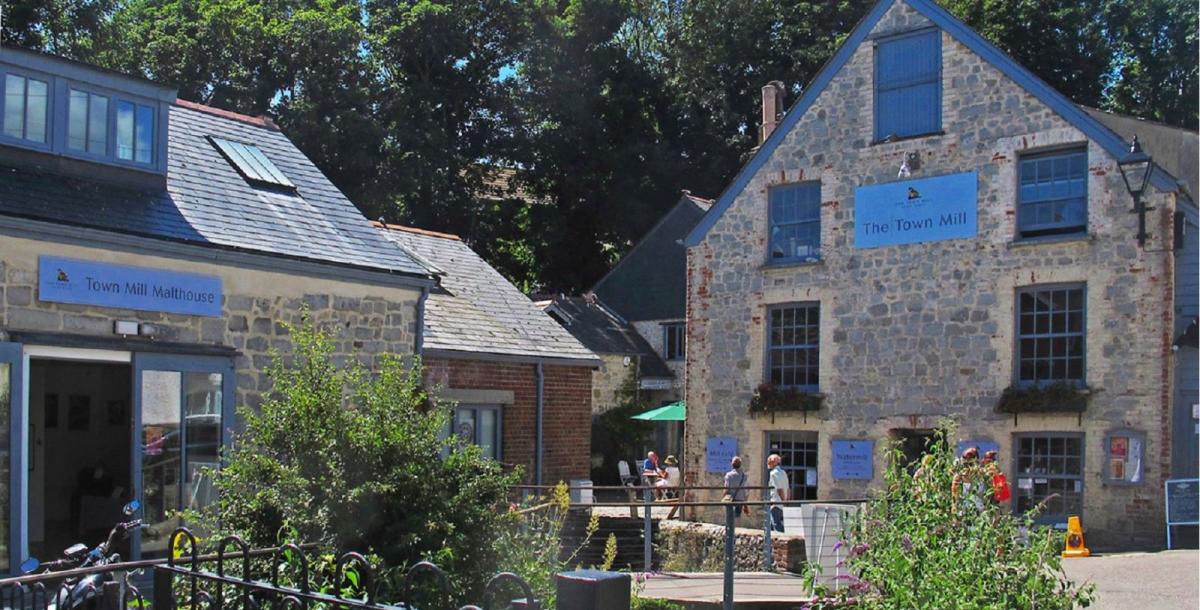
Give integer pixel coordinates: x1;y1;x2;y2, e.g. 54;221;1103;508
414;286;428;356
535;362;545;486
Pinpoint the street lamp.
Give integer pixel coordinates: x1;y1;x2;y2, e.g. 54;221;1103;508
1117;135;1156;248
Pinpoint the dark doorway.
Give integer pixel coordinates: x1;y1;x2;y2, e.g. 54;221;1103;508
893;429;936;472
28;360;132;561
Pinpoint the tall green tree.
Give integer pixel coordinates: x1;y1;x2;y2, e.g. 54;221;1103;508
363;0;526;231
1103;0;1198;129
943;0;1113;109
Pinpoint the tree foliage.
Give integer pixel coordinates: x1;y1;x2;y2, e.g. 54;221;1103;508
5;0;1196;291
190;315;520;599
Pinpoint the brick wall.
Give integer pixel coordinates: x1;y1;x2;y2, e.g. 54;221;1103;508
684;0;1180;548
425;357;593;484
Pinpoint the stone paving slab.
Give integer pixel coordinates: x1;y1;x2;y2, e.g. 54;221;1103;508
1062;550;1198;610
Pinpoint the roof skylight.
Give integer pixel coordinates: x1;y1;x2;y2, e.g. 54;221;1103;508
209;136;295;190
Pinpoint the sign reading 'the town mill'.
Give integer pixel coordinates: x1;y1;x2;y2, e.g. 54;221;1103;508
854;171;978;249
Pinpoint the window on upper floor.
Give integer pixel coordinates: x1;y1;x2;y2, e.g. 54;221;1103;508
117;100;155;164
67;88;109;155
3;73;49;144
1018;148;1087;238
874;28;941;141
767;303;819;391
1016;285;1085;387
768;182;821;263
664;323;685;361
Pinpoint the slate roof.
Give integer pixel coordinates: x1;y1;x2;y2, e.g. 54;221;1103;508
378;224;599;364
538;295;674;379
592;193;712;321
1083;107;1198;206
0;101;431;279
686;0;1192;246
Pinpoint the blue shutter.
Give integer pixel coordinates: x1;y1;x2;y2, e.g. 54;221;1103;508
875;29;941;140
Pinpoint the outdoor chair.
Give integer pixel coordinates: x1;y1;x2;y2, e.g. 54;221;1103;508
617;459;640;517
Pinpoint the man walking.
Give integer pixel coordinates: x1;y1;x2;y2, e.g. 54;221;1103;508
767;454;789;532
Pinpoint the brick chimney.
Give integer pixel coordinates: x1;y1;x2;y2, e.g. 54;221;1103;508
760;81;785;144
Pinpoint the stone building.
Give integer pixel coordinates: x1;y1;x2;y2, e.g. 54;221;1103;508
0;49;434;567
378;224;599;486
594;192;715;397
539;193;712;472
682;0;1197;548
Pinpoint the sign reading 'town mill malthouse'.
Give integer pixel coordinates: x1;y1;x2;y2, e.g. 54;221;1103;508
854;171;978;249
38;256;223;316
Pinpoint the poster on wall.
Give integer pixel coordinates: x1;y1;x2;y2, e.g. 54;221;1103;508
1105;431;1144;484
706;437;738;473
832;440;874;480
854;171;978;249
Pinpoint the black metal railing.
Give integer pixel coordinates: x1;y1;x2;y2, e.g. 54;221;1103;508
155;528;537;610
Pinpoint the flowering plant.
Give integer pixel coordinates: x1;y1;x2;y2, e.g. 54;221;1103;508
802;424;1094;610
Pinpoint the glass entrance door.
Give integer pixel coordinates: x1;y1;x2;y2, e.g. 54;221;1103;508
0;343;24;573
132;353;233;558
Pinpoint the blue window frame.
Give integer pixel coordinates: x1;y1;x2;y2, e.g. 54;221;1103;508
767;303;820;391
768;182;821;263
117;99;155;165
1018;148;1087;238
1013;433;1083;526
2;73;49;145
664;323;685;361
67;88;109;155
1016;285;1086;386
874;28;941;141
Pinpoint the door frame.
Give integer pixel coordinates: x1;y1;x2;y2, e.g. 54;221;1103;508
131;352;234;558
1;342;25;574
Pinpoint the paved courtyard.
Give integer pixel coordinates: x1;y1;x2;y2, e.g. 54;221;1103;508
1062;550;1198;610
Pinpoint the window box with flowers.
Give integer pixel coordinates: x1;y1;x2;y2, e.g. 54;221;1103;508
749;383;824;422
995;382;1093;424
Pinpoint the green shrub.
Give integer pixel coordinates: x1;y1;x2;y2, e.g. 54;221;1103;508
804;425;1094;610
491;483;600;607
189;314;519;601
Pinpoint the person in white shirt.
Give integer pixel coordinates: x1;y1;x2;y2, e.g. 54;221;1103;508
767;453;789;532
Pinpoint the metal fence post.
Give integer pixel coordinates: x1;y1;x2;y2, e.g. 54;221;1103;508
643;487;653;572
763;493;773;571
724;503;735;610
153;566;176;610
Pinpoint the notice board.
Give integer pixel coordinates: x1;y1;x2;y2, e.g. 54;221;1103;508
832;440;874;480
1166;479;1199;525
706;437;738;474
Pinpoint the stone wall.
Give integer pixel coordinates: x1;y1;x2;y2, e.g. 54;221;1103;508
592;352;636;414
632;319;686;397
658;520;806;573
425;356;593;484
1;235;421;409
685;0;1180;548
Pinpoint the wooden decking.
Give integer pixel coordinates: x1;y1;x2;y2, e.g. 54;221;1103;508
637;571;813;608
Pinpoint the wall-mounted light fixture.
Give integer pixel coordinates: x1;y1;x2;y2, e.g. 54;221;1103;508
113;320;138;336
898;151;921;178
1118;135;1156;248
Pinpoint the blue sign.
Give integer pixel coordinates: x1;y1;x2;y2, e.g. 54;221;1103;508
706;437;738;474
854;171;978;248
832;440;874;480
39;256;223;317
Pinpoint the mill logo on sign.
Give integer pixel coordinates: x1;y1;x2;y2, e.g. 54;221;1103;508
854;171;978;249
